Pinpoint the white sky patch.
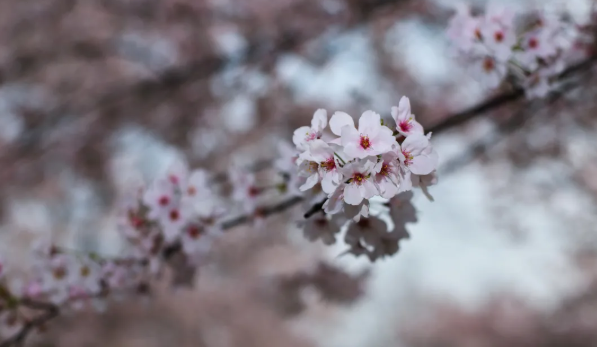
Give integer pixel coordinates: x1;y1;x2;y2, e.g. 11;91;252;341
220;94;256;133
385;19;453;87
211;26;248;60
110;126;184;185
276;29;393;110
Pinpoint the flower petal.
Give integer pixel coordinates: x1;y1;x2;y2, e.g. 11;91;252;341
311;109;328;132
344;183;364;205
299;173;319;191
330;111;355;136
358;110;381;138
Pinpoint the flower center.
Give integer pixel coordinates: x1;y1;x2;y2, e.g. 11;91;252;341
169;209;180;221
379;163;390;177
248;186;260;197
321;157;336;172
494;31;504;42
187;186;197;196
399;120;412;133
402;150;414;166
528;37;539;49
360;135;371;149
305;132;317;142
158;196;170;206
187;225;203;239
352;173;366;185
80;266;90;278
482;57;495;72
53;267;67;280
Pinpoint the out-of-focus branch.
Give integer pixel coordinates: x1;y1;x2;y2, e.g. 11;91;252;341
0;300;59;347
426;54;597;134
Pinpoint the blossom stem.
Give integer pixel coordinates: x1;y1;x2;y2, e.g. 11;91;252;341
334;152;346;165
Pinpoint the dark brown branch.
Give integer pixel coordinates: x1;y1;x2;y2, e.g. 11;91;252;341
425;55;597;134
0;300;59;347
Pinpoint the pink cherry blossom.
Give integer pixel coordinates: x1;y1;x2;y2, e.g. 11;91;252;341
183;169;211;199
297;158;321;192
165;158;189;188
446;4;482;52
300;139;343;194
73;258;102;295
143;179;176;220
391;96;423;137
373;152;403;199
39;254;76;304
180;223;217;258
338;159;379;205
333;110;396;159
292;109;328;151
398;134;439;176
230;168;260;214
468;55;507;89
159;201;191;243
480;20;516;61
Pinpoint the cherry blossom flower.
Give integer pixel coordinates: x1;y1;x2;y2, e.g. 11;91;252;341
230;168;260;214
338;159;379;205
73;257;102;295
183;169;211;199
159;201;191;243
331;110;396;159
300;139;344;194
39;254;76;304
398;134;439;176
480;20;516;61
297;159;321;192
373;152;403;199
143;179;176;220
468;55;507;88
165;159;190;188
392;96;423;137
516;29;558;70
446;4;481;52
180;223;218;260
292;109;328;151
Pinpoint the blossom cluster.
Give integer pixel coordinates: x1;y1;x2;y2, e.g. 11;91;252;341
0;99;439;343
447;3;585;98
290;97;438;260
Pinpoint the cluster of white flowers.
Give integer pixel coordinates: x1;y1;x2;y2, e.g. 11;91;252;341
447;3;583;98
290;97;438;260
0;99;440;342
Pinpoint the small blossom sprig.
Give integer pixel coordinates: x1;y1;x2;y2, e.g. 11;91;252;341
447;3;588;98
288;97;438;260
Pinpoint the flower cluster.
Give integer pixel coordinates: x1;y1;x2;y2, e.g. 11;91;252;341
291;97;438;260
0;100;440;343
447;3;583;98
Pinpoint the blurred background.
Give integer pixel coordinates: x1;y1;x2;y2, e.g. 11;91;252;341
1;0;597;346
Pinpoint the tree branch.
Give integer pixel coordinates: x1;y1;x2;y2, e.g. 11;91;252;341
0;301;59;347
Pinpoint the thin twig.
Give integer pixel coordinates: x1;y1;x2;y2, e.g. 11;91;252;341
0;302;59;347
